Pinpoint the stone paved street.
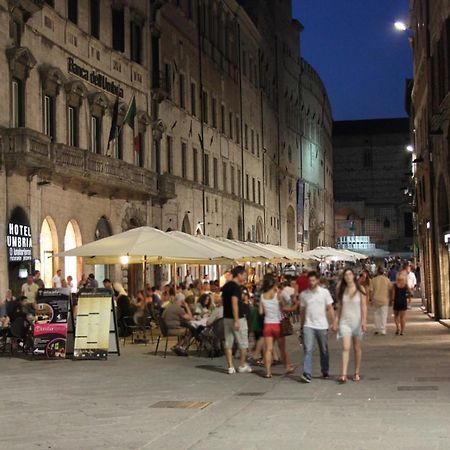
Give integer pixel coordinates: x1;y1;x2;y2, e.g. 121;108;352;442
2;300;450;450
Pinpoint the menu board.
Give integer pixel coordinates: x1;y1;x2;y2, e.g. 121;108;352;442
33;290;70;359
74;290;113;360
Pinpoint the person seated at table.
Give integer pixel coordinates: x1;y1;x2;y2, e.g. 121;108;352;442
206;294;223;327
162;294;193;351
113;282;136;336
195;293;213;317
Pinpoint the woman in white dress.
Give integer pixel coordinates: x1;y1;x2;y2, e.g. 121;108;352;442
335;269;368;383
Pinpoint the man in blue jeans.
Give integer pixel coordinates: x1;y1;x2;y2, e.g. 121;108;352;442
299;271;336;383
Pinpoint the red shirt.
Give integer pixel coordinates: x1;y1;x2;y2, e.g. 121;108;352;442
296;275;309;294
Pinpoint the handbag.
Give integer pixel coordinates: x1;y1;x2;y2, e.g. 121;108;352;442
280;316;293;337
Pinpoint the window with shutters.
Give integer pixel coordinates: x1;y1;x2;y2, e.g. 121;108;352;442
90;0;100;38
112;8;125;52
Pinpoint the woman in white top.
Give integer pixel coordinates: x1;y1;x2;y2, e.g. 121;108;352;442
258;275;294;378
335;268;368;383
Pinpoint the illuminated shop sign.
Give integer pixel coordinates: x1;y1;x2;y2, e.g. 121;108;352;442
7;222;32;262
67;57;124;98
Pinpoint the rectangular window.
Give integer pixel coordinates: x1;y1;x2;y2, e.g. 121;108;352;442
43;95;55;140
363;149;373;168
179;73;186;109
252;177;255;202
222;161;227;192
229;112;233;139
251;129;254;154
187;0;193;19
68;0;78;24
166;136;173;174
112;8;125;52
258;180;261;204
211;97;217;128
220;104;226;133
203;153;209;186
256;133;260;157
230;165;235;195
181;142;187;178
244;124;248;149
213;157;218;189
130;21;142;64
202;90;208;124
164;63;172;98
113;128;122;159
153;139;161;174
235;116;240;144
246;173;249;200
12;78;24;127
190;82;197;116
90;0;100;38
67;106;79;147
135;132;144;167
193;147;199;182
237;168;241;196
90;115;101;154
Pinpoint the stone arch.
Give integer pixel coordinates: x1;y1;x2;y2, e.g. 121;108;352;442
40;216;58;288
226;228;234;239
256;216;264;243
64;219;82;289
181;214;191;234
287;205;296;249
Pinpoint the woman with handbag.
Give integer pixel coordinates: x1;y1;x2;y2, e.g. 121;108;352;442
259;275;294;378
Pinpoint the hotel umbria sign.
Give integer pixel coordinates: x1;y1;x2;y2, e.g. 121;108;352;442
67;57;124;98
7;222;32;262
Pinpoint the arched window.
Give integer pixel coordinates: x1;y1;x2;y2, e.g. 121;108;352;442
40;217;58;288
64;220;82;291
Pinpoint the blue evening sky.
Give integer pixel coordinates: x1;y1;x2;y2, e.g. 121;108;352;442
292;0;412;120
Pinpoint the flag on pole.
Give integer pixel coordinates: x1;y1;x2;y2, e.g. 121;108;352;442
107;95;120;151
123;95;140;152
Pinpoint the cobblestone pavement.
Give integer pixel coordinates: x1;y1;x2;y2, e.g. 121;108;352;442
2;299;450;450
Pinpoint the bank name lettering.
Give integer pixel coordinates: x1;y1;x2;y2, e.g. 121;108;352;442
68;57;124;98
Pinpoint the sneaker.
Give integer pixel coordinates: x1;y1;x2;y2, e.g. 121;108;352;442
227;367;236;375
301;373;312;383
237;364;253;373
322;372;330;379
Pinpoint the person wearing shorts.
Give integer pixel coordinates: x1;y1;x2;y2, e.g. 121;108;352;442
221;266;252;375
259;275;294;378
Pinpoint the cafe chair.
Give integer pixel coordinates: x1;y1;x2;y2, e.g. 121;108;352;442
154;316;187;358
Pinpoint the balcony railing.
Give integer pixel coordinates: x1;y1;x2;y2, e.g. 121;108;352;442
1;128;169;201
151;70;171;102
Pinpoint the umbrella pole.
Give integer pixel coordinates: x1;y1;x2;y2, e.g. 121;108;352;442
143;255;147;289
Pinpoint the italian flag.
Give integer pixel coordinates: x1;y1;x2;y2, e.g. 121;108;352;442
123;95;140;152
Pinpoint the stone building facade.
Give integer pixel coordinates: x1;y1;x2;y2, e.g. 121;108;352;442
299;58;334;249
0;0;333;296
333;118;413;254
410;0;450;319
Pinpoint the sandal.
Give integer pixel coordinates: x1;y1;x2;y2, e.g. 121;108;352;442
264;374;273;379
353;373;361;382
338;375;348;384
284;365;296;375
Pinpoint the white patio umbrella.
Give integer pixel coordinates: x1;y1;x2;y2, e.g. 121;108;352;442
215;238;283;262
168;231;242;261
55;227;234;265
337;249;369;260
256;243;309;262
299;246;358;262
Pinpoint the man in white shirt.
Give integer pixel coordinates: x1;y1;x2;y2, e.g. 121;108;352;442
21;275;39;305
299;271;335;383
52;269;63;289
403;263;417;307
